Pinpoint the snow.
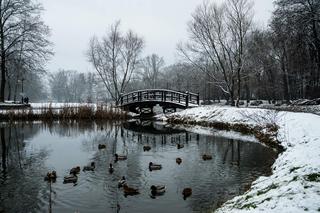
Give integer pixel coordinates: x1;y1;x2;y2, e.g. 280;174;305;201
173;124;259;143
0;102;121;115
30;102;97;109
161;106;320;212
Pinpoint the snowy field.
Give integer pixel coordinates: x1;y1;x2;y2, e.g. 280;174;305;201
161;106;320;212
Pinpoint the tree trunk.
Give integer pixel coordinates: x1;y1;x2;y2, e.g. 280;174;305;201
236;67;241;107
230;78;235;106
281;55;290;103
0;27;5;102
7;80;11;101
1;127;6;171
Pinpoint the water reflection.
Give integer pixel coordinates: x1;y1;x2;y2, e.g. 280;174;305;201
0;121;277;213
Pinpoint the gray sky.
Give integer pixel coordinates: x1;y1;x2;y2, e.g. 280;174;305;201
42;0;274;73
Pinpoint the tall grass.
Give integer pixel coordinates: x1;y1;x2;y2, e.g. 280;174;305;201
0;104;128;121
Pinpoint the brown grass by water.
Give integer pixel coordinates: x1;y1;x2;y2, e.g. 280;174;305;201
0;104;128;121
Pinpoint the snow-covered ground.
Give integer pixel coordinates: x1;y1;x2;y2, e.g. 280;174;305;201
161;106;320;212
30;102;97;109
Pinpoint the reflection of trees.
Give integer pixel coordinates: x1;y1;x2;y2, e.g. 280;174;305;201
0;121;277;213
183;135;276;211
0;124;49;212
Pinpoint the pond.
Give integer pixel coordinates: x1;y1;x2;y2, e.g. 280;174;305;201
0;120;277;213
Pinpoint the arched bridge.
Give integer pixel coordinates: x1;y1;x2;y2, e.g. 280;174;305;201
119;89;200;114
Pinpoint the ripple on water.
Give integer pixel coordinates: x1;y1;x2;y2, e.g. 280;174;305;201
0;121;277;213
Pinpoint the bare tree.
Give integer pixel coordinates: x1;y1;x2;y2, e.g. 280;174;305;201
226;0;253;106
178;0;252;106
0;0;52;102
87;21;144;104
139;54;165;89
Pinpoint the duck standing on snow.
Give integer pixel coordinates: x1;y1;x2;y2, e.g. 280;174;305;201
114;154;127;162
149;162;162;171
83;162;95;171
118;176;126;188
150;185;166;196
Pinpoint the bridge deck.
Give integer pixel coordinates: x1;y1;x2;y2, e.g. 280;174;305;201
119;89;199;112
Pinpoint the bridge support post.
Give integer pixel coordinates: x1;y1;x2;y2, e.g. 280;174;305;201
197;93;200;105
185;92;189;108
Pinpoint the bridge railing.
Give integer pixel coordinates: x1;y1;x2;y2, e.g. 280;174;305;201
120;89;199;107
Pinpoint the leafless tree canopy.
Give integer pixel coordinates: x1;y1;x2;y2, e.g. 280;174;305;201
87;21;144;104
138;54;165;89
177;0;253;106
0;0;53;102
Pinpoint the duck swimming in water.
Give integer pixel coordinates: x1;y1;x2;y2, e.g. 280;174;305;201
177;144;184;149
149;162;162;171
98;144;106;149
150;185;166;196
109;163;114;174
176;158;182;165
202;154;213;160
44;171;57;182
114;154;127;161
63;171;78;184
123;184;139;196
143;145;151;151
118;176;126;188
182;188;192;200
83;162;95;171
70;166;80;174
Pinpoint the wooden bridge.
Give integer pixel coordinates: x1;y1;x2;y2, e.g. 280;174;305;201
119;89;200;114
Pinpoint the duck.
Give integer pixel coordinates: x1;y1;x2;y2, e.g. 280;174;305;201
231;161;239;166
123;184;139;195
176;158;182;165
143;145;151;151
150;185;166;196
98;144;106;149
44;171;57;182
149;162;162;171
182;188;192;200
83;162;95;171
118;176;126;188
177;144;184;149
70;166;81;174
115;154;127;161
202;154;213;160
63;171;78;184
109;163;114;174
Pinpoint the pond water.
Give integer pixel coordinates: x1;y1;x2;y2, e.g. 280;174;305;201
0;120;277;213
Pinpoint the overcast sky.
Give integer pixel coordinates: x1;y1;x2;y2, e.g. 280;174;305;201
41;0;274;73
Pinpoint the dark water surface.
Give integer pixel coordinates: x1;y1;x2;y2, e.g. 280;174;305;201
0;121;277;213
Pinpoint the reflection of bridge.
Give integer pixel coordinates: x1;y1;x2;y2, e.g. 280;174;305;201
121;120;200;144
122;120;186;134
119;89;200;114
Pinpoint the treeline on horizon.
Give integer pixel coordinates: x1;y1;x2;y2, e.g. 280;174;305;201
1;0;319;105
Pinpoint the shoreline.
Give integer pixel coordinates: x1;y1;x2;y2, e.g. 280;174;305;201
159;106;320;212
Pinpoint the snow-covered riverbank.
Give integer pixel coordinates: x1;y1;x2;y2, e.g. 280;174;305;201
162;106;320;212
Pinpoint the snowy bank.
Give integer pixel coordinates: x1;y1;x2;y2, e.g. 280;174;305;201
162;106;320;212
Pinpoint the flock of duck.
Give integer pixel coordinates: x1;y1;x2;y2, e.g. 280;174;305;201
44;143;213;200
